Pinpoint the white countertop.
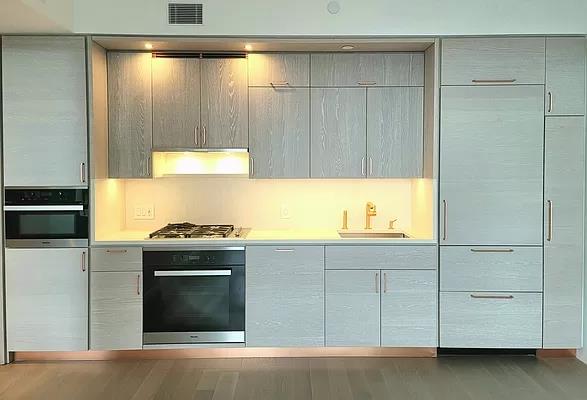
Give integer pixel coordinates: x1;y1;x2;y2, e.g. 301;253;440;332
92;229;437;247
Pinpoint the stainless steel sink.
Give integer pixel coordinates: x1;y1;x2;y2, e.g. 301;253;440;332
337;231;409;239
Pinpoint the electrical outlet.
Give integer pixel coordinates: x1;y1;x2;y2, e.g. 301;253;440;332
280;204;291;219
133;204;155;220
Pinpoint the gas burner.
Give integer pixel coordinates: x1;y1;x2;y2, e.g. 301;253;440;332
149;223;235;239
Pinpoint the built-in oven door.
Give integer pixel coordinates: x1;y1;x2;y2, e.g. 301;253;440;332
4;205;89;248
143;263;245;344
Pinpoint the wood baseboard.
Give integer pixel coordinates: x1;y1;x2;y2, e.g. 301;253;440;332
536;349;577;358
13;347;437;362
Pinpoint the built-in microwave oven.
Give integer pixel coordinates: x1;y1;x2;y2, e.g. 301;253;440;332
4;189;89;248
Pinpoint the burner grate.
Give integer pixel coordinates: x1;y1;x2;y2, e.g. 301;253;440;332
149;223;234;239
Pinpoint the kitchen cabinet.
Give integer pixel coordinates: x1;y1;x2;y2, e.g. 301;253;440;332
200;58;248;149
2;36;88;187
441;37;546;86
152;58;201;149
545;37;586;116
246;246;324;347
381;270;437;347
367;87;424;178
325;245;437;270
543;117;585;348
249;87;310;178
91;247;143;272
248;53;309;87
326;270;381;346
440;292;542;349
310;53;424;87
310;88;366;178
90;272;142;350
108;52;152;178
5;248;88;351
440;85;544;245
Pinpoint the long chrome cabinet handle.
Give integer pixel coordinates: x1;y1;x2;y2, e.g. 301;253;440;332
80;162;86;183
442;200;447;241
361;157;366;176
358;81;377;86
274;248;295;252
470;294;514;300
195;126;199;146
106;249;127;253
375;272;379;294
547;92;553;113
270;81;290;87
471;79;517;84
547;200;553;242
81;251;86;272
203;125;207;146
250;156;254;177
369;157;373;176
383;272;388;293
470;248;514;253
137;274;141;296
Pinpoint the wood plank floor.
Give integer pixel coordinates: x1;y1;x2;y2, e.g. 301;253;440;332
0;357;586;400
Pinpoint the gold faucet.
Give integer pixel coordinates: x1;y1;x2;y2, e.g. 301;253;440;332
365;202;377;229
341;210;348;230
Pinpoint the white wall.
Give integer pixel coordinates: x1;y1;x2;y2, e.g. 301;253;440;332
0;0;72;33
72;0;587;36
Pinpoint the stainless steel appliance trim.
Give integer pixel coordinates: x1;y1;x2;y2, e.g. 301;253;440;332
143;246;245;252
6;239;89;248
154;270;232;277
5;205;84;211
151;148;248;153
143;331;245;344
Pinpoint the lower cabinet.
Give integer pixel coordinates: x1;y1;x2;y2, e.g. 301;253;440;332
90;272;142;350
5;248;89;351
246;246;324;347
326;269;437;347
440;292;543;349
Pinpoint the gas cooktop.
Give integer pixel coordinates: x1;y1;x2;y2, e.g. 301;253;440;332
148;223;241;239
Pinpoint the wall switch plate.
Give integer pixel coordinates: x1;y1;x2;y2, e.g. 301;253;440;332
134;204;155;220
280;204;291;219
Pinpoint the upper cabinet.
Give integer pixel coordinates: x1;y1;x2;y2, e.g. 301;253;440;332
152;58;201;149
200;58;248;149
248;53;309;87
441;37;546;86
545;37;586;116
108;52;153;178
310;53;424;86
2;36;88;187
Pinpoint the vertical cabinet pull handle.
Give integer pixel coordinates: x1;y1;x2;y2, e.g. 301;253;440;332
369;157;373;176
80;162;86;183
383;272;388;293
375;272;379;293
361;157;366;176
442;200;448;241
203;125;207;146
547;200;553;241
547;92;553;113
137;274;141;296
250;157;254;176
81;251;86;272
195;126;199;146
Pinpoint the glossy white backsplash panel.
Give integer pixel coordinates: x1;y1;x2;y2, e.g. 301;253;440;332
122;177;416;232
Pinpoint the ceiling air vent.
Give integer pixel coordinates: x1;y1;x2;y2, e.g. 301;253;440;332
168;3;203;25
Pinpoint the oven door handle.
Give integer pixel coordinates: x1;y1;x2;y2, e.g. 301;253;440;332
4;205;84;211
154;270;232;277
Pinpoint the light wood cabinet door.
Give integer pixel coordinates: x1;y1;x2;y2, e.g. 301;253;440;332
5;248;88;351
201;58;248;149
2;36;88;187
326;270;380;347
310;53;424;87
440;86;544;245
545;37;586;116
152;58;200;149
246;246;324;347
248;53;309;87
381;270;437;347
543;117;585;348
311;88;366;178
108;52;152;178
90;272;142;350
249;87;310;178
367;87;423;178
441;37;546;85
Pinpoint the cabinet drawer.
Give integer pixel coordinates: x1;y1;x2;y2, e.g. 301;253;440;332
326;246;437;270
440;292;542;348
311;53;424;87
441;37;545;85
91;248;142;272
440;247;542;292
248;53;309;87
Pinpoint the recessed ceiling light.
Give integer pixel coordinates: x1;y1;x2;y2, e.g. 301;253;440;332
341;45;355;50
144;43;153;50
244;44;253;51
